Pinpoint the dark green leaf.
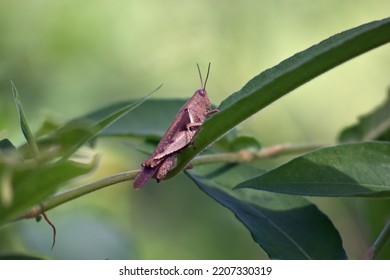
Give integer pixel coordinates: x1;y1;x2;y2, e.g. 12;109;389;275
0;158;95;224
0;139;17;155
20;88;158;161
237;142;390;197
85;99;187;139
187;164;347;259
0;254;46;260
61;88;158;159
169;18;390;177
339;90;390;142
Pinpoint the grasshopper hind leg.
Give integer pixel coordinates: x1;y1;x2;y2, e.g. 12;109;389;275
155;154;176;182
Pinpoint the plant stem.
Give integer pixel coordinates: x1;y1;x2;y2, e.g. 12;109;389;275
192;143;324;165
19;170;139;220
19;143;324;220
364;218;390;259
46;170;139;211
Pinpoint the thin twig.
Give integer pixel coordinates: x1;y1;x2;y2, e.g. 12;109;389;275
364;218;390;259
45;170;139;212
41;212;56;250
191;143;324;165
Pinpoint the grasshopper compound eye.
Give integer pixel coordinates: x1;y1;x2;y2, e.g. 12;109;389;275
197;88;207;96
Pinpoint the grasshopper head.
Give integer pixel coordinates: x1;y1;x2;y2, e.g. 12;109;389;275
195;87;212;109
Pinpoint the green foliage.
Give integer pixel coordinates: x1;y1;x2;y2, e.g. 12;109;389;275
1;18;390;260
237;142;390;197
187;164;347;259
0;88;155;223
85;99;187;139
0;156;94;224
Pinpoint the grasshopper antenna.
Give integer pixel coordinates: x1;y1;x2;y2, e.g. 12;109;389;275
197;63;211;90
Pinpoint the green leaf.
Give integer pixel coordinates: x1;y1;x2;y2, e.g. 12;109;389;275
19;120;94;161
0;139;18;155
339;90;390;142
169;18;390;177
18;119;63;159
0;158;95;224
0;254;47;260
237;142;390;197
61;88;159;159
11;82;40;160
186;164;347;259
34;118;62;139
84;99;187;139
20;87;159;161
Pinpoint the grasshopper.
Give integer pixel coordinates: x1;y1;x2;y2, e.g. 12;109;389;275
133;63;218;189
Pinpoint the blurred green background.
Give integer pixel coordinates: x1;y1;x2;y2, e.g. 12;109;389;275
0;0;389;259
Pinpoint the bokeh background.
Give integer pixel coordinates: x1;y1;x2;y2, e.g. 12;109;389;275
0;0;389;259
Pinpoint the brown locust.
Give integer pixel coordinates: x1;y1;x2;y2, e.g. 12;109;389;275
133;63;218;189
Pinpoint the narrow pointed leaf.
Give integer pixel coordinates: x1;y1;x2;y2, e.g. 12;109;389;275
11;82;40;160
237;142;390;197
187;164;346;259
